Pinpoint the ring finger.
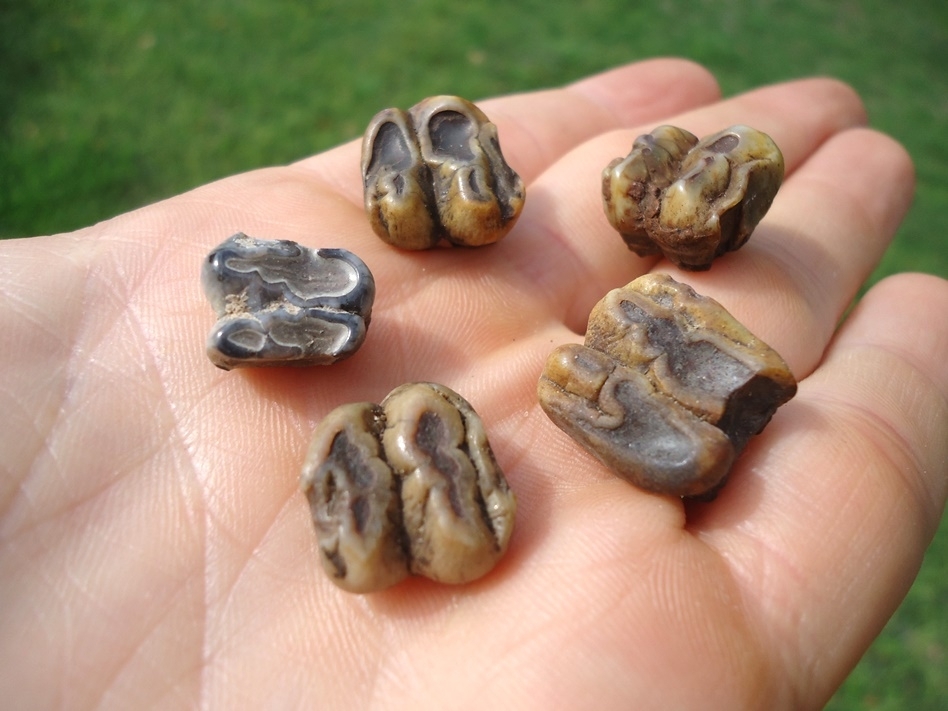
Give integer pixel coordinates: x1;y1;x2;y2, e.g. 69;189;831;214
508;77;884;349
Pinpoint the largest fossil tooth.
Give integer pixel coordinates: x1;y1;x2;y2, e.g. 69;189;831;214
538;273;796;498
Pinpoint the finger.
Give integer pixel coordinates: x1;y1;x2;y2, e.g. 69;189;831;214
661;127;914;378
482;58;721;185
292;58;721;207
509;77;871;332
74;60;719;254
691;273;948;707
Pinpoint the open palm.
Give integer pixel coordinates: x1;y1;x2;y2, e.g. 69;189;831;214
2;59;946;710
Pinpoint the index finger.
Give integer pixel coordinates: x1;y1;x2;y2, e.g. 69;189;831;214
292;58;721;206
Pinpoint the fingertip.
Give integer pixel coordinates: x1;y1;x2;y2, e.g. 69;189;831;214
868;270;948;302
763;76;868;135
794;76;867;123
848;271;948;344
568;57;722;124
844;271;948;395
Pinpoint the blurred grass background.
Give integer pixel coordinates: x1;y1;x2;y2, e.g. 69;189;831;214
1;0;945;706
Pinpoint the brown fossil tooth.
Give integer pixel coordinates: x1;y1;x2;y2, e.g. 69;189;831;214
538;273;796;498
602;125;784;270
361;96;525;249
301;383;516;593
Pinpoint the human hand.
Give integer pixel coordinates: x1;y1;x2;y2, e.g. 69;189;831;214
1;58;945;709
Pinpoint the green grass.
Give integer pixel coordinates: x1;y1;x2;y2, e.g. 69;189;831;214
2;1;946;707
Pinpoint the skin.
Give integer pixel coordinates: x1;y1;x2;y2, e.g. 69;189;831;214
0;58;946;709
